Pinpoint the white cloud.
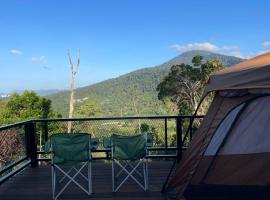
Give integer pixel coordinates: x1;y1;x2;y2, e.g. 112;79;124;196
171;42;219;52
10;49;22;55
171;42;270;59
31;56;47;62
261;42;270;48
171;42;239;54
170;42;251;58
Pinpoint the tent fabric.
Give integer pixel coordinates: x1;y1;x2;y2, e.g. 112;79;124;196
49;133;91;165
111;133;147;160
192;153;270;186
220;96;270;154
167;94;254;199
181;95;270;200
204;103;245;156
204;52;270;95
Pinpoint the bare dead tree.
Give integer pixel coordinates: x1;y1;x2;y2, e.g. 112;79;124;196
67;50;80;133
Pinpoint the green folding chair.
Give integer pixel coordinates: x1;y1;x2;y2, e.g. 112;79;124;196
45;133;92;200
111;133;148;192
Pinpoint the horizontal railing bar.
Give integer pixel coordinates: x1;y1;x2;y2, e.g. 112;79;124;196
34;115;204;123
37;146;187;155
37;157;113;161
147;154;176;158
37;154;176;162
0;120;32;131
147;147;177;151
0;160;31;185
0;156;28;175
37;158;50;162
38;157;115;161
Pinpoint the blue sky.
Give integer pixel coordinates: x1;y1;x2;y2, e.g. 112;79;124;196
1;0;270;93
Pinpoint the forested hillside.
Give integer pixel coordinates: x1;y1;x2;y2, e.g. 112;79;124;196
47;50;244;117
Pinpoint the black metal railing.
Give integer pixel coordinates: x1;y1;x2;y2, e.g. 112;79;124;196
0;115;204;185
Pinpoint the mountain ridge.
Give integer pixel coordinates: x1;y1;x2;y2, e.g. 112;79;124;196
47;50;245;116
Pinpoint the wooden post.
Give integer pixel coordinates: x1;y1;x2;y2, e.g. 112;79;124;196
25;122;38;167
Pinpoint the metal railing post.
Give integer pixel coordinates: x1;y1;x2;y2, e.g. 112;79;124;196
164;118;168;152
43;121;49;142
189;118;193;141
25;122;38;167
176;117;182;163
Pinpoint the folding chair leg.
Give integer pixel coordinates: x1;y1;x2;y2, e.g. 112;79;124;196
59;166;89;183
146;161;149;190
143;160;149;191
116;161;128;178
116;161;143;178
53;163;91;199
59;167;73;183
112;160;115;192
143;162;147;191
114;160;145;192
51;165;56;200
88;161;92;195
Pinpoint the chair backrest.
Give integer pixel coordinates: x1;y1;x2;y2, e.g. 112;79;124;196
50;133;91;164
112;133;147;160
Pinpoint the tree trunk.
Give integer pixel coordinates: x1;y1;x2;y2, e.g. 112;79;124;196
67;50;80;133
67;75;75;133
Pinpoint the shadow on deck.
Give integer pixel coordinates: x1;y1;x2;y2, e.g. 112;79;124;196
0;161;172;200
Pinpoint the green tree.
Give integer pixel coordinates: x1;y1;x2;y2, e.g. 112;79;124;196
74;98;102;117
0;91;60;166
157;56;223;115
0;100;6;110
140;123;150;133
0;91;59;125
192;55;203;67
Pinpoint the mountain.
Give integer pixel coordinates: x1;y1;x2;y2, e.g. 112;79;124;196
6;89;63;97
35;89;64;96
47;50;245;117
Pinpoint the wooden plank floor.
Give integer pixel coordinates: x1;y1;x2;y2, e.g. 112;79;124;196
0;161;173;200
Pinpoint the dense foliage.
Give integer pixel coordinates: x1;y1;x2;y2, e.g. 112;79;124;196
0;91;61;168
0;91;60;125
74;98;102;117
157;57;224;115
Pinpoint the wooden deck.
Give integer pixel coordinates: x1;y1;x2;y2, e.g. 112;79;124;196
0;161;172;200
